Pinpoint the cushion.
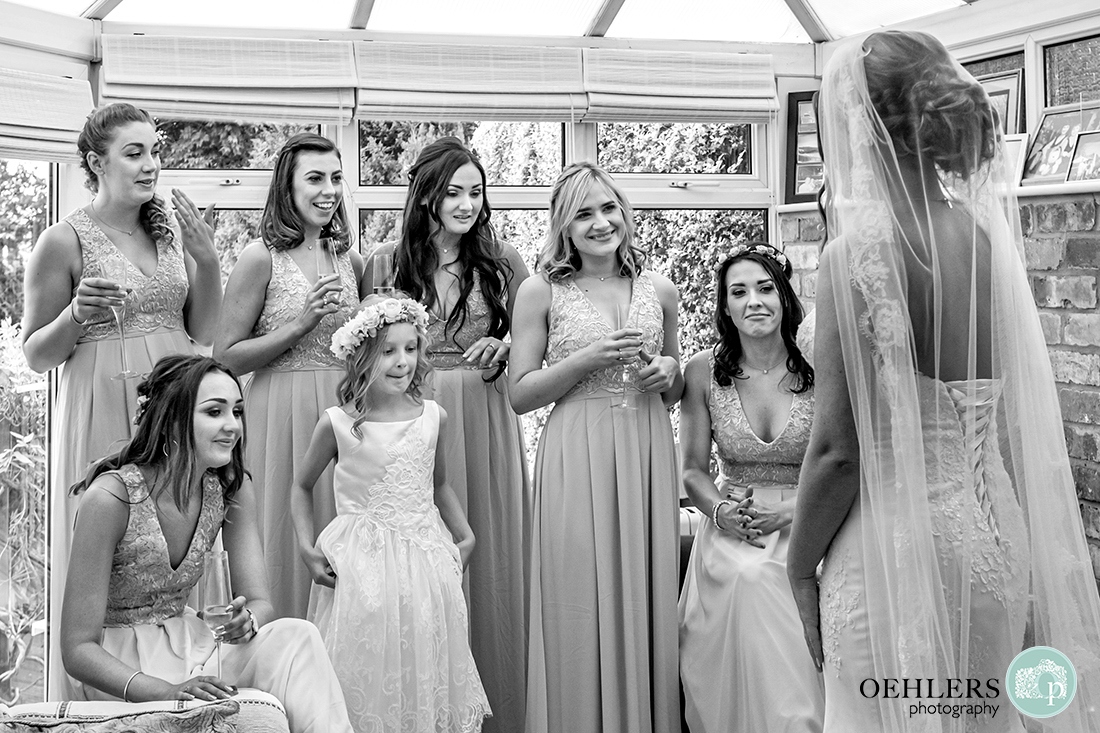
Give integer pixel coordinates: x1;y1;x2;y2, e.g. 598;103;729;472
0;698;237;732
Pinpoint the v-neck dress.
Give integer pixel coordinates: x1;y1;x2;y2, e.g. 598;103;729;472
525;271;680;733
71;465;355;733
244;246;358;619
678;350;824;733
49;208;194;698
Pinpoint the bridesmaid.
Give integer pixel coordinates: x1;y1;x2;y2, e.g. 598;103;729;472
21;102;220;697
367;136;531;733
215;132;366;619
509;162;683;733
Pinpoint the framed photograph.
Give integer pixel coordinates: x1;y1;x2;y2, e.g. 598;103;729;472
785;91;823;203
1022;102;1100;185
1003;133;1028;186
1067;130;1100;182
976;70;1022;134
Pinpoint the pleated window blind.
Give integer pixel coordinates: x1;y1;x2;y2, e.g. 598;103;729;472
0;67;93;163
355;42;588;121
582;48;778;123
100;35;357;125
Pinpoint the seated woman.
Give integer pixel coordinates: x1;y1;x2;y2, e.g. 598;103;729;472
60;354;353;733
678;243;824;733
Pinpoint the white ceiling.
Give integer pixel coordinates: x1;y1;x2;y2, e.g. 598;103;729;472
11;0;971;43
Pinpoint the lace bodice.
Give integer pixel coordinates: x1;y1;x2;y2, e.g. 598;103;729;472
326;402;450;550
546;271;664;398
707;351;814;487
103;465;224;627
253;247;358;371
425;272;493;368
66;209;187;342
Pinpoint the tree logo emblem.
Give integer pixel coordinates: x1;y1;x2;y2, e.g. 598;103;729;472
1006;646;1077;718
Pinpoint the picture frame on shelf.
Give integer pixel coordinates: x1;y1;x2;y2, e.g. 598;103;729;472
784;90;823;204
976;70;1023;135
1022;102;1100;185
1003;132;1028;186
1067;130;1100;182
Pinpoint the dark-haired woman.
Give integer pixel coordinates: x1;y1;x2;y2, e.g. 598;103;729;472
216;133;367;619
61;355;353;733
678;243;823;733
21;102;220;697
789;31;1100;732
366;137;531;732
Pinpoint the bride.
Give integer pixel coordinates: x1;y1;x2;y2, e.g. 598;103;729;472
787;30;1100;733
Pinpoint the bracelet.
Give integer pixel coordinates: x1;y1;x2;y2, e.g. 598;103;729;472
245;607;260;641
69;301;88;326
711;499;733;530
122;670;141;702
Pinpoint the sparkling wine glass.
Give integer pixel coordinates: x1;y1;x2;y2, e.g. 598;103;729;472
105;256;138;380
316;237;339;278
614;300;636;410
373;252;394;296
201;550;233;679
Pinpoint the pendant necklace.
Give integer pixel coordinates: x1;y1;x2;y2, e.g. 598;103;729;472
90;201;137;236
744;355;786;375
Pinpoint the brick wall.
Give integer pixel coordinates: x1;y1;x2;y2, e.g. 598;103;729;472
779;198;1100;586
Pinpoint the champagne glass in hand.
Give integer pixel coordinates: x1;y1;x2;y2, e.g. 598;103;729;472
373;252;394;296
105;256;138;380
614;300;636;410
316;237;339;279
201;550;233;679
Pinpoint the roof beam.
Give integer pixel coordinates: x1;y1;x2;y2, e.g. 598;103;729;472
82;0;124;20
585;0;626;37
349;0;376;30
781;0;830;43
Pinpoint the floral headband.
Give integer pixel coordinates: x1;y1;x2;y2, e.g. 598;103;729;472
330;297;429;360
729;243;789;270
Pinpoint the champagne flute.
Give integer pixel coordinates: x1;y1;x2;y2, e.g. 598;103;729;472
105;256;138;380
373;252;394;296
316;237;340;279
201;550;233;679
614;300;636;410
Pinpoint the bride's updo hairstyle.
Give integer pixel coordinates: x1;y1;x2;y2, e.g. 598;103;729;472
862;30;997;179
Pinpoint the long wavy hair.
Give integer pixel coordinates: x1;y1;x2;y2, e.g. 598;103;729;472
261;132;352;253
713;243;813;392
77;103;172;244
539;162;646;283
394;137;511;381
72;355;248;508
336;294;433;437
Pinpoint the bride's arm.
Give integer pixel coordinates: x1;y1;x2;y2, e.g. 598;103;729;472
787;249;861;668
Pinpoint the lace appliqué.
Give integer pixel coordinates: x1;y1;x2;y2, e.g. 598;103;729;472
254;248;358;371
104;465;224;627
67;209;188;342
546;271;664;398
426;271;493;357
819;548;860;677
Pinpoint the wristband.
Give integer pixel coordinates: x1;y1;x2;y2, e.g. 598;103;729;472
122;670;141;702
70;301;89;326
711;499;733;530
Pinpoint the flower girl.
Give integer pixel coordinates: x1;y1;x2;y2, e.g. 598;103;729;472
291;294;490;732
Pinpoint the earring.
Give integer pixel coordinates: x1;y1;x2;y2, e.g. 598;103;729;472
162;442;170;458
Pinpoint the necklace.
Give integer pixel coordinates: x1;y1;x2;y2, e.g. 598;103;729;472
577;273;621;282
90;201;137;237
742;354;786;375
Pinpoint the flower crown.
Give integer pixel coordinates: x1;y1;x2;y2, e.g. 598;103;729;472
330;297;429;360
729;243;789;270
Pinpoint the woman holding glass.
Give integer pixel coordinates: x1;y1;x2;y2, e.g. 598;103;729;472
509;162;683;733
61;354;353;733
21;102;220;697
215;133;366;620
365;136;531;732
677;244;823;733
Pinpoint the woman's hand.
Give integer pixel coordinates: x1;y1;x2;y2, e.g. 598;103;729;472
456;535;475;570
714;498;765;548
301;543;336;588
71;277;128;324
584;328;643;371
171;189;218;263
162;675;237;702
789;574;824;671
737;487;791;539
636;349;679;393
205;595;259;646
296;274;342;333
463;337;509;368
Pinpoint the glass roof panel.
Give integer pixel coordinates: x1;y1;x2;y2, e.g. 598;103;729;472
105;0;356;29
609;0;812;44
809;0;967;39
368;0;606;37
10;0;93;14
